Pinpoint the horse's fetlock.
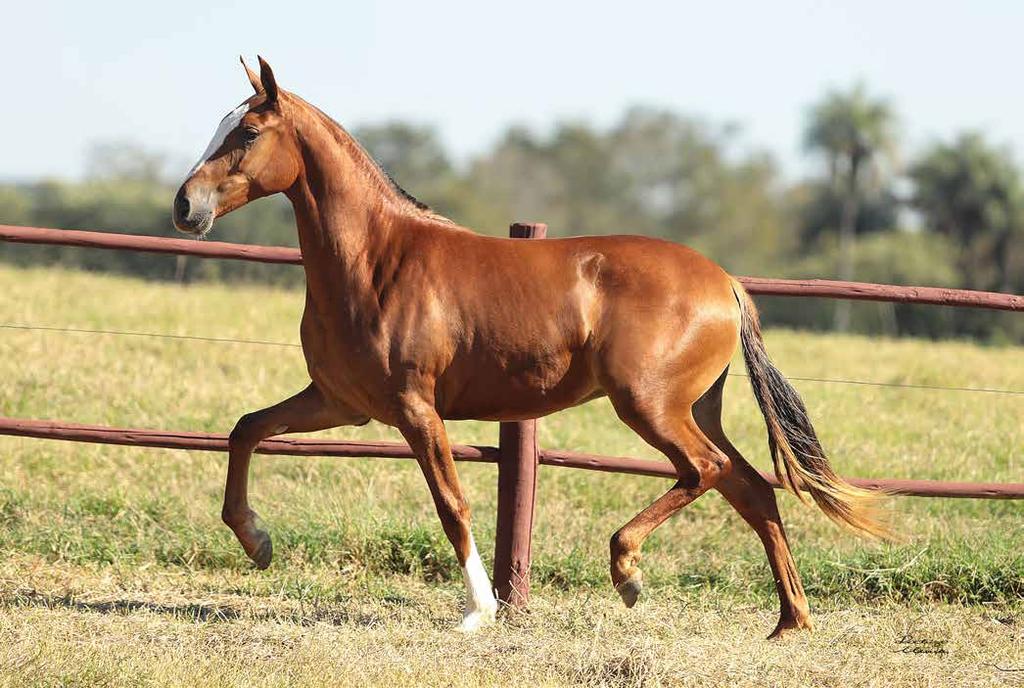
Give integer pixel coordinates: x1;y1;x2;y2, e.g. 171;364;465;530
609;530;628;554
221;507;251;529
610;532;641;568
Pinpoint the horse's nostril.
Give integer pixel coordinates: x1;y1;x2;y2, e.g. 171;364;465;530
174;192;190;219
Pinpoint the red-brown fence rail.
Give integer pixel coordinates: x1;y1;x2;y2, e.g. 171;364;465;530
4;416;1022;500
4;224;1022;311
1;222;1022;607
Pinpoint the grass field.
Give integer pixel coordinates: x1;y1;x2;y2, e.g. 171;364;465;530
0;263;1021;687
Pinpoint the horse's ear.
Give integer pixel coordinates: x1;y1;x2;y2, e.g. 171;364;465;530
240;56;263;95
257;55;279;105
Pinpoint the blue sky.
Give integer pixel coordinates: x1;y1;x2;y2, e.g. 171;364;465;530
5;0;1024;181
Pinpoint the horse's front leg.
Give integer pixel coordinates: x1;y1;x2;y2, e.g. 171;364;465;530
395;392;497;632
223;383;363;568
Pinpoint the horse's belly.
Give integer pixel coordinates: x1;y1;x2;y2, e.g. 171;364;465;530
437;350;602;421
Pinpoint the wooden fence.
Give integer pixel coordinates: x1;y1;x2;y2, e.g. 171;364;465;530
1;222;1021;608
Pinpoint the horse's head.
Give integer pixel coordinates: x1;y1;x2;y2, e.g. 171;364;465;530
173;57;301;236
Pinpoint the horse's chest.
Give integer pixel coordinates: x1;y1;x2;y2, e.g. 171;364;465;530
299;307;388;414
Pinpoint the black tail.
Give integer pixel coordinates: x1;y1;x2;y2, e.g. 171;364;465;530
731;279;892;540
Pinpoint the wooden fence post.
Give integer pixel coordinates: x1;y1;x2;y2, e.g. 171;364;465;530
492;221;547;608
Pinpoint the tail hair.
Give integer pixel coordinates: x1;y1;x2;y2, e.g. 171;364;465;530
731;279;893;540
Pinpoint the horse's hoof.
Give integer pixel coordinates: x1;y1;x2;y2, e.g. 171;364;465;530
456;607;496;633
248;530;274;570
615;572;643;608
225;510;274;570
767;614;814;640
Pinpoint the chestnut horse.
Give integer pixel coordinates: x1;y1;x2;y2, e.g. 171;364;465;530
173;57;887;637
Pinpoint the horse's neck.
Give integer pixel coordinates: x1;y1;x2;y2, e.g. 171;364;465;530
284;108;409;303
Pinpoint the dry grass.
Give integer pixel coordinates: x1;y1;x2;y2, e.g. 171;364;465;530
0;263;1022;686
1;557;1022;687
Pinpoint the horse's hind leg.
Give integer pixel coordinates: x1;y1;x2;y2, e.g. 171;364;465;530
609;479;699;607
714;461;813;638
223;383;364;569
607;393;731;607
693;369;813;638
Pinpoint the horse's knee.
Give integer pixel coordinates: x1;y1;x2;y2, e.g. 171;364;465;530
229;412;267;451
438;489;470;522
437;492;471;538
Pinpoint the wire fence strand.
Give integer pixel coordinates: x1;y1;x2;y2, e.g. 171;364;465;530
0;322;302;348
4;321;1023;397
724;371;1023;396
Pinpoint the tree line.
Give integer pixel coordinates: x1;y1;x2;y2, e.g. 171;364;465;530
0;85;1020;342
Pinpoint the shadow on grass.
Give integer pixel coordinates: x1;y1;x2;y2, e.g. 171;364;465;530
2;591;387;627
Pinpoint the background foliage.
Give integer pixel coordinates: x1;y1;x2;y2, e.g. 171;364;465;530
1;85;1021;341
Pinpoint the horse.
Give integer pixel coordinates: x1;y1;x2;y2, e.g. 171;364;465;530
172;56;888;637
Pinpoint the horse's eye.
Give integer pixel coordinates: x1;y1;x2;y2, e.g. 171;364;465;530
242;127;260;146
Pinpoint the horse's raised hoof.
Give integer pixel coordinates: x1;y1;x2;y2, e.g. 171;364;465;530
249;531;274;570
226;511;274;570
615;572;643;608
767;613;814;640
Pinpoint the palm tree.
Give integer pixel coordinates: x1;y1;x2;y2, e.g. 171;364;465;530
804;84;898;330
910;133;1022;293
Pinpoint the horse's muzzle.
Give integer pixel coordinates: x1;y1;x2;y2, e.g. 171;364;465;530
172;186;215;236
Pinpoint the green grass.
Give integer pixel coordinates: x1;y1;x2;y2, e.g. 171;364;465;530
0;264;1022;686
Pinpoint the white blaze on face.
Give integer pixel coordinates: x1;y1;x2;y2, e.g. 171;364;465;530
458;534;498;632
187;102;250;177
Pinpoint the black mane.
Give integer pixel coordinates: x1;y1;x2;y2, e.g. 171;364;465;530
305;99;435;214
377;167;431;211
